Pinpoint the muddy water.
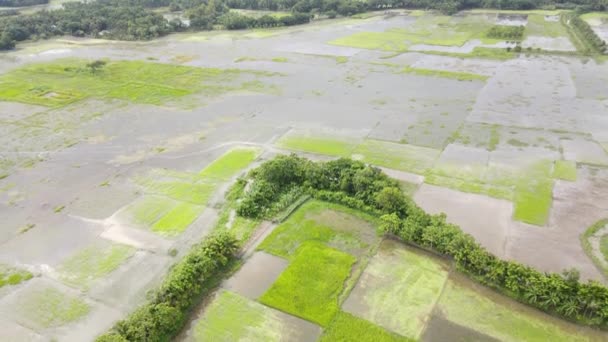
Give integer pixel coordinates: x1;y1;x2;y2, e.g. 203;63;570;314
421;314;500;342
222;251;288;299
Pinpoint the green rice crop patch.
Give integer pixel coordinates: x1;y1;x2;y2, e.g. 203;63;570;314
552;160;577;181
258;200;378;258
105;82;190;105
355;139;440;174
0;59;276;107
58;242;135;289
259;241;356;326
199;147;261;180
0;265;33;288
193;290;302;341
12;285;90;329
401;67;488;81
580;219;608;277
320;312;413;342
437;277;593;342
152;202;204;236
140;180;216;205
343;240;449;339
276;133;359;157
121;195;178;227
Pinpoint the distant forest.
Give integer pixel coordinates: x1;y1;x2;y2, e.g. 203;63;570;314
0;0;607;50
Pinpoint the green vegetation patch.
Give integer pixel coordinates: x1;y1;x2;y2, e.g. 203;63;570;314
401;66;488;81
193;290;292;341
437;279;591;342
59;242;135;289
276;134;359;157
152;202;205;236
526;14;569;38
122;195;177;227
259;241;356;326
199;148;261;180
258;200;378;258
552;160;577;181
343;240;449;339
142;180;216;205
354;139;440;174
320;312;412;342
424;47;517;60
0;265;33;288
329;14;501;53
13;285;90;328
0;59;275;107
512;161;554;226
601;234;608;262
424;173;514;200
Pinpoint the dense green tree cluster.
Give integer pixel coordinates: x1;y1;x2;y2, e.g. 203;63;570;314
96;231;239;342
238;154;608;328
486;25;524;40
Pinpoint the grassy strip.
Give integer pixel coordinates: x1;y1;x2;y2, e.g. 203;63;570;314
421;47;517;60
97;232;239;342
259;241;356;326
580;219;608;278
320;312;413;342
152;203;204;236
401;66;488;81
276;134;357;157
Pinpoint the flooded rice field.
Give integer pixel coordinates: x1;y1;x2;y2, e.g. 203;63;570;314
0;10;607;341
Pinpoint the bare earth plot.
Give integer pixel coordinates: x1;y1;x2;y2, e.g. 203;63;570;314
1;9;608;341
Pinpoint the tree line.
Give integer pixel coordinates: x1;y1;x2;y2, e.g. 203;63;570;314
2;0;608;50
566;12;607;53
236;154;608;328
96;231;239;342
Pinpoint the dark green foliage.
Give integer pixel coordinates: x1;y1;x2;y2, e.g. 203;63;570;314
486;25;525;40
95;333;128;342
238;154;608;329
97;231;239;342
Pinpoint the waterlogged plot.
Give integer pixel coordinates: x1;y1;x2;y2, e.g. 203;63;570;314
58;241;135;289
320;312;412;342
199;148;261;180
259;242;356;326
258;200;378;258
343;240;449;339
191;290;319;342
426;148;556;225
0;59;277;107
6;282;90;329
436;278;598;342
